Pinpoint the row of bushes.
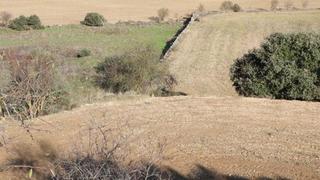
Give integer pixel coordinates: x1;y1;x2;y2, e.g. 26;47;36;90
8;15;44;31
1;10;171;30
231;33;320;101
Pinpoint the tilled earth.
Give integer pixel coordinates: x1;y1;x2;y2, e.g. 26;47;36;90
1;96;319;179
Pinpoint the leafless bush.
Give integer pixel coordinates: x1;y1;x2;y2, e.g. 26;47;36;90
271;0;279;10
197;4;205;12
3;119;173;180
157;8;169;22
0;11;12;26
302;0;309;8
5;140;58;179
0;49;69;122
284;0;294;10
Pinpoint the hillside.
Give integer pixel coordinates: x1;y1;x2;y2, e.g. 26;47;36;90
168;11;320;96
1;96;320;179
1;10;320;180
1;0;320;25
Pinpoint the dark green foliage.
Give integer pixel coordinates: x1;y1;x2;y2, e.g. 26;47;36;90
8;16;28;31
94;46;172;94
77;48;91;58
81;12;106;26
8;15;44;31
232;4;242;12
230;33;320;101
27;15;43;29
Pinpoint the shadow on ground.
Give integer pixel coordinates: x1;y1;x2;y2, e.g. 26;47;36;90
166;164;290;180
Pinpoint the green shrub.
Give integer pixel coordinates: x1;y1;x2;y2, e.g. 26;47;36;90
81;12;106;26
8;15;43;31
230;33;320;101
94;46;173;94
27;15;43;29
232;4;242;12
77;48;91;58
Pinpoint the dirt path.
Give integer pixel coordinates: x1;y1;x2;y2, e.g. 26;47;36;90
1;96;320;179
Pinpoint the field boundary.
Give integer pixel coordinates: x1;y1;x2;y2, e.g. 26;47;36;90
160;11;219;61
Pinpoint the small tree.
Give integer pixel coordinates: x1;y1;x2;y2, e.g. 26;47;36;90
27;15;43;29
232;4;242;12
81;12;106;26
197;4;205;12
271;0;279;10
157;8;169;22
0;11;12;26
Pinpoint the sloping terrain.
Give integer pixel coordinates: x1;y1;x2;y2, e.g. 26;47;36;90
1;96;320;179
1;0;320;25
1;10;320;180
168;11;320;96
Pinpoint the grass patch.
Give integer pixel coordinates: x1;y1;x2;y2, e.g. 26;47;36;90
0;23;181;106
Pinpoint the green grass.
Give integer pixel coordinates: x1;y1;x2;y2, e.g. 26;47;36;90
0;23;179;56
0;23;181;105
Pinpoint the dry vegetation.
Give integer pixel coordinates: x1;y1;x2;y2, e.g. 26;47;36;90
0;1;320;179
0;96;319;179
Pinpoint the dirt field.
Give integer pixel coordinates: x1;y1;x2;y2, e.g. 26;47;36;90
1;0;320;25
1;96;320;179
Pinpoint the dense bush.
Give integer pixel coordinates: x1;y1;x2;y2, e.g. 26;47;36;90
94;46;173;94
232;4;242;12
230;33;320;101
76;48;91;58
81;12;106;26
0;49;69;120
8;15;44;31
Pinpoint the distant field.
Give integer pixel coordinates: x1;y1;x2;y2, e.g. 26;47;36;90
168;10;320;96
1;0;320;25
0;23;180;105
